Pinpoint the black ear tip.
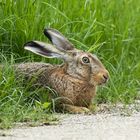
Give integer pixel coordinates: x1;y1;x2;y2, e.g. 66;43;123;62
43;28;48;34
24;41;37;47
43;28;52;42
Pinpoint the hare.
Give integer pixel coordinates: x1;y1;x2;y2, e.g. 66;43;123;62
15;28;109;113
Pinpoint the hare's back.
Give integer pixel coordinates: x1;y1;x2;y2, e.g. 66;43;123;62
15;62;53;72
1;62;52;72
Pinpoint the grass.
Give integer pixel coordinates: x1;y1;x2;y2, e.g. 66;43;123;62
0;0;140;129
0;56;58;129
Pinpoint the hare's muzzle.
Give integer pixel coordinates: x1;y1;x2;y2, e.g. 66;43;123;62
102;72;109;83
97;70;109;85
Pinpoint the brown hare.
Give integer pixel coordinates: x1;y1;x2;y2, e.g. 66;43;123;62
15;28;109;114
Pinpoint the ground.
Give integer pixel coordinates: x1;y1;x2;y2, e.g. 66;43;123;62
0;103;140;140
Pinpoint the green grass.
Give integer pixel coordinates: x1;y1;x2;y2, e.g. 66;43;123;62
0;0;140;128
0;56;58;129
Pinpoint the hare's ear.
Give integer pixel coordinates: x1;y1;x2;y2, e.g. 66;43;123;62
44;28;74;51
24;41;64;58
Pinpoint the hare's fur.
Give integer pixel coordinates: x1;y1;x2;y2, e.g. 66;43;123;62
16;62;96;107
14;28;109;113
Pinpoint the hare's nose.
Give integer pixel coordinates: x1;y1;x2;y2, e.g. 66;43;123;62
103;74;108;80
102;72;109;83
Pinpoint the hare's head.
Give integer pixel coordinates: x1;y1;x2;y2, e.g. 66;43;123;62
24;28;109;86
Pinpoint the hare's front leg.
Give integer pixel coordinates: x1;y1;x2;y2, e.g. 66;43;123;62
62;104;91;114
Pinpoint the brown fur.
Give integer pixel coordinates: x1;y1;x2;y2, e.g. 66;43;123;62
13;28;109;113
15;62;96;108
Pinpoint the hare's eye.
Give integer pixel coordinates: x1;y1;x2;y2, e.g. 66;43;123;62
82;57;90;63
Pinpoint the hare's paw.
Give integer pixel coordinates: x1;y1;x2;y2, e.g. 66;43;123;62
63;104;91;114
75;107;91;114
77;107;91;114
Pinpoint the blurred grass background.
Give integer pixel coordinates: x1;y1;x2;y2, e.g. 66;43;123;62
0;0;140;128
